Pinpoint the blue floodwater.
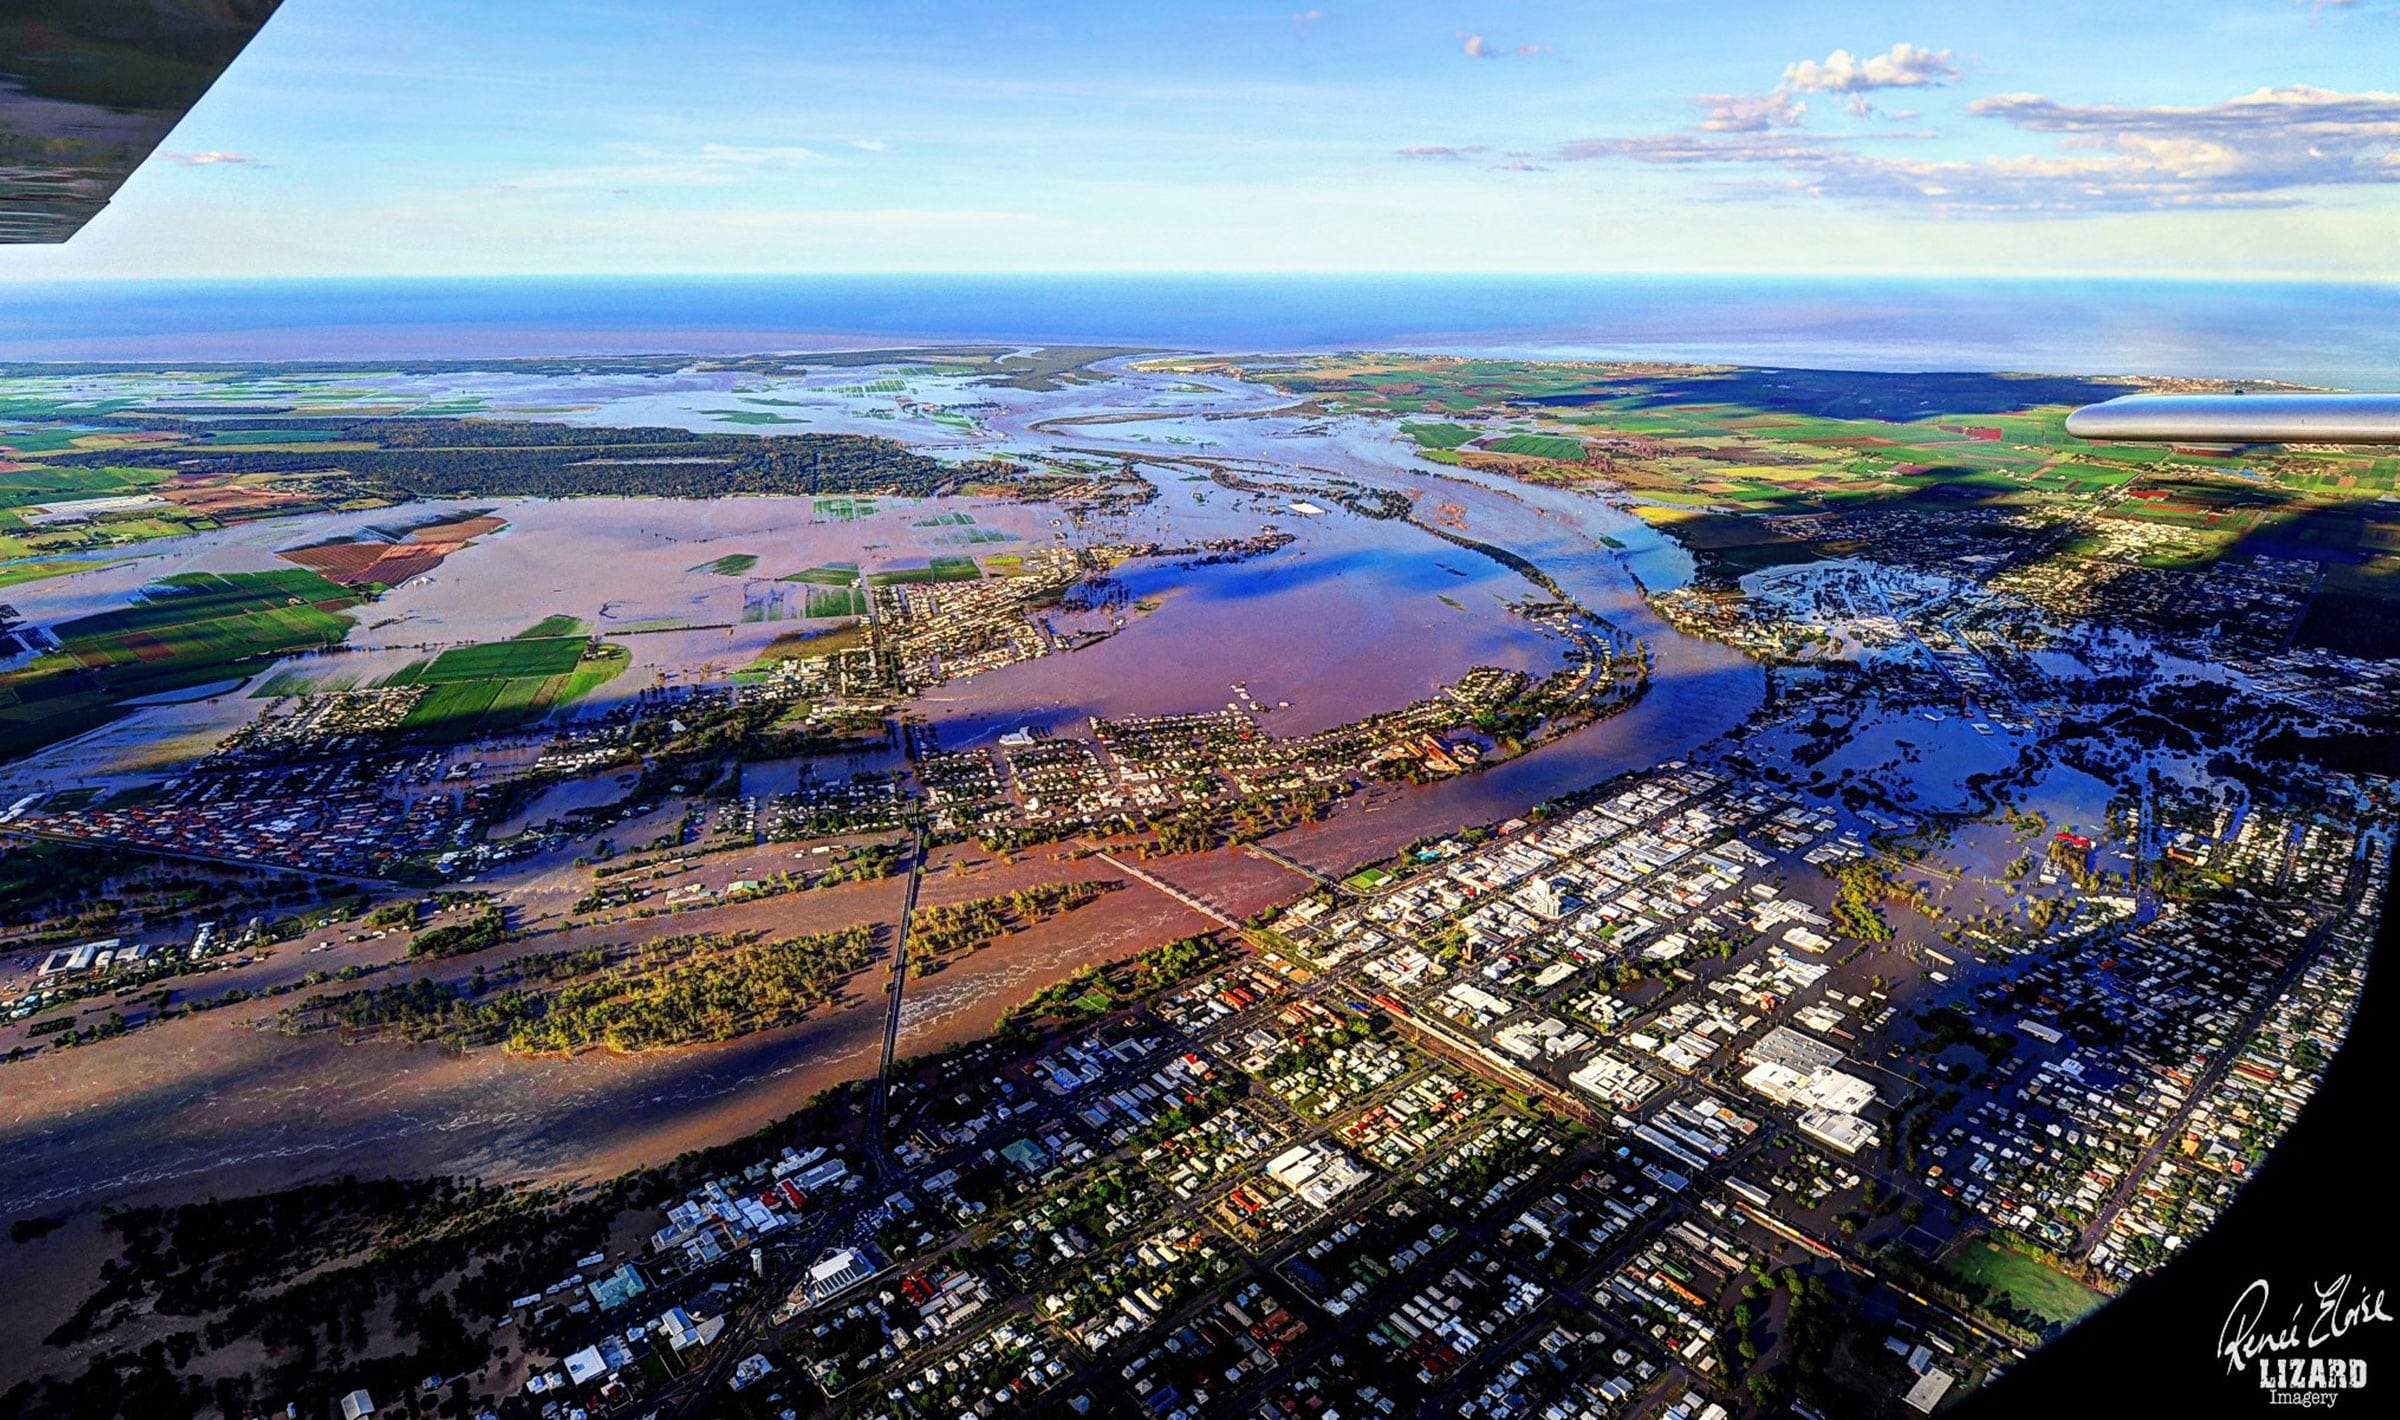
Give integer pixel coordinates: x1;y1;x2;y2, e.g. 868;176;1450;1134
1;274;2396;388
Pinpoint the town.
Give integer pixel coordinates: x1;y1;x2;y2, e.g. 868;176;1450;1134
1;354;2393;1420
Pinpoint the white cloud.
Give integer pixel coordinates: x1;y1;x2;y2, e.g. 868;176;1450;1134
1696;92;1806;132
1781;43;1957;95
1559;84;2400;214
1460;33;1548;59
161;151;263;167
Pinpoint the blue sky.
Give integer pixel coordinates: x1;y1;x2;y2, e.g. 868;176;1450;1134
10;0;2400;280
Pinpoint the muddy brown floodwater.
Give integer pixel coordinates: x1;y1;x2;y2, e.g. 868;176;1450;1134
0;843;1253;1225
0;361;1767;1299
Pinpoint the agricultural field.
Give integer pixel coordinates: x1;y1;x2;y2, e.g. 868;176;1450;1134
865;556;981;586
0;463;168;517
1484;432;1589;461
0;570;362;757
405;634;592;685
780;563;861;586
690;553;759;577
54;571;355;671
802;585;867;617
1400;421;1478;450
0;559;108;590
381;625;628;740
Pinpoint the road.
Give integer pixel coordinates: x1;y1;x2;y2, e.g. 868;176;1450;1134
863;823;928;1177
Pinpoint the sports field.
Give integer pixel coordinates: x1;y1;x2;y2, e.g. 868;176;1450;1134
1947;1240;2106;1327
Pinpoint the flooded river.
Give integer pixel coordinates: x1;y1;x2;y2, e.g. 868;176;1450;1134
0;354;1761;1217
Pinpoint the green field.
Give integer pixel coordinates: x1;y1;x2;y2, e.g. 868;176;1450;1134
814;497;879;521
691;553;760;577
557;645;631;703
0;463;167;513
395;634;627;742
0;558;101;589
250;668;359;699
1401;422;1478;451
714;411;806;425
0;427;101;455
415;634;590;684
1486;433;1589;461
486;673;559;721
1;569;362;758
515;614;587;639
57;570;354;663
866;557;981;587
803;585;867;617
781;563;860;586
1947;1241;2107;1327
404;679;504;736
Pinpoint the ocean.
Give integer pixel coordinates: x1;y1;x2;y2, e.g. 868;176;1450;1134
1;274;2396;388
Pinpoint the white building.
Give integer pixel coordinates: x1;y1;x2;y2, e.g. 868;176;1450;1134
804;1248;875;1304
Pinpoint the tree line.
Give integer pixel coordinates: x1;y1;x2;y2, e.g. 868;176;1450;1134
287;928;877;1054
50;415;1019;502
910;880;1113;975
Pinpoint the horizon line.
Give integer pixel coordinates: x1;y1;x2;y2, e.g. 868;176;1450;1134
4;269;2397;287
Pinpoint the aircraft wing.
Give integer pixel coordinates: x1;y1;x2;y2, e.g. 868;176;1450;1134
1;0;282;243
2066;393;2400;444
